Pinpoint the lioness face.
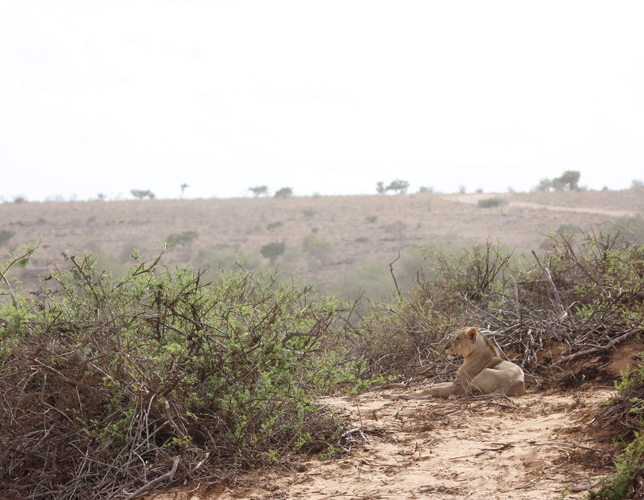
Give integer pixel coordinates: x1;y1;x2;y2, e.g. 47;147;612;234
444;328;477;358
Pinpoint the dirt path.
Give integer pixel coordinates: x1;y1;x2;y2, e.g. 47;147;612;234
452;193;638;217
159;386;617;500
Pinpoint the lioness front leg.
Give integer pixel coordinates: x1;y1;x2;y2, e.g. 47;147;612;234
428;381;458;398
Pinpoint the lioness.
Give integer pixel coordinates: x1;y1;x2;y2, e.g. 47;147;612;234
428;327;525;398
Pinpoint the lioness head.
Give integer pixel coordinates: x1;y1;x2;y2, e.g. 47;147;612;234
444;327;480;358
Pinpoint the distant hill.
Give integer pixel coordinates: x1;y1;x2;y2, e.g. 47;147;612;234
1;189;642;300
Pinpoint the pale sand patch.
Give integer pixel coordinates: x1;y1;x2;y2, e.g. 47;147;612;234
152;386;617;500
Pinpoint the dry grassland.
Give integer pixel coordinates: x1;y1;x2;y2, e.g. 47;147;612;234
1;189;642;295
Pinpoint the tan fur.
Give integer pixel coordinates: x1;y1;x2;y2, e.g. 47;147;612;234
428;327;525;398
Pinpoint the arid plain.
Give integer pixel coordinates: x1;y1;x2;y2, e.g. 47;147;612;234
1;189;642;298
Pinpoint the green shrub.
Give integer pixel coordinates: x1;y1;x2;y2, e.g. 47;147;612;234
478;197;508;208
0;251;350;498
303;208;315;218
588;433;644;500
365;215;377;223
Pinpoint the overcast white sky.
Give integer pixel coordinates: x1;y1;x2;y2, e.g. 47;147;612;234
1;1;643;201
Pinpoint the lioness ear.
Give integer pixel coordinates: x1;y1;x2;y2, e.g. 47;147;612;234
466;328;477;341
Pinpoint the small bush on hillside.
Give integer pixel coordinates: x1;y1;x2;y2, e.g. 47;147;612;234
302;233;333;266
274;187;293;198
418;186;433;194
303;208;315;218
167;230;199;249
478;197;508;208
365;215;378;223
556;223;581;237
632;180;643;189
37;217;47;225
611;213;644;244
267;221;284;230
302;233;331;252
196;248;261;272
13;195;27;204
330;260;395;306
0;229;15;246
385;220;407;239
261;241;286;264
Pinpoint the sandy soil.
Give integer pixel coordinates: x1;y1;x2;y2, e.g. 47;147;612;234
153;386;618;500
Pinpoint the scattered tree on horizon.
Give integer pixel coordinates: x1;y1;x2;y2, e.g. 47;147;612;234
180;183;189;199
376;182;386;194
130;189;155;200
386;179;410;194
534;170;581;192
274;187;293;198
249;185;269;197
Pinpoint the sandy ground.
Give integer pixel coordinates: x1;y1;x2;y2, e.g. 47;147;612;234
153;385;618;500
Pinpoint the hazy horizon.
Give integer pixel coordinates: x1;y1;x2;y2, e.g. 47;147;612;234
2;1;644;202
